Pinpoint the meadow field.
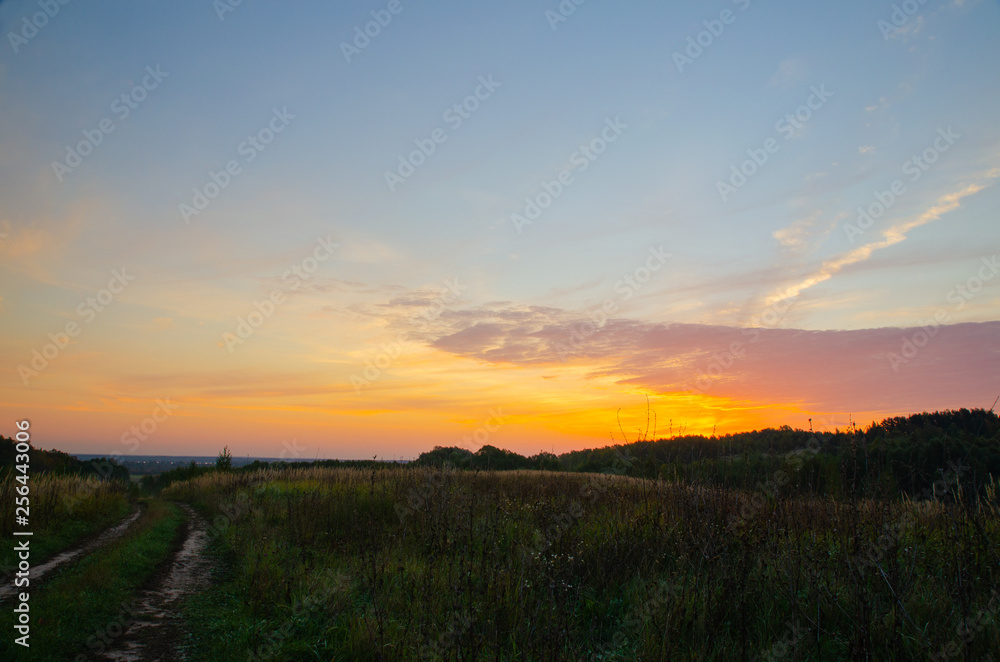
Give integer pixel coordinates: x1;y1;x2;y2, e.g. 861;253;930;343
2;410;999;661
162;463;1000;661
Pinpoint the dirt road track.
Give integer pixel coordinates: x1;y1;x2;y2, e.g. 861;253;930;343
97;503;214;662
0;505;143;602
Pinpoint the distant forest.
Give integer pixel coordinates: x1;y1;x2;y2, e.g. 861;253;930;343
0;437;129;482
412;408;1000;500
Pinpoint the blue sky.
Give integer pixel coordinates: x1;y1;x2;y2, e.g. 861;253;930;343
1;0;998;457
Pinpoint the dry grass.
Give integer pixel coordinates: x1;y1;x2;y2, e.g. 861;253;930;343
167;465;1000;660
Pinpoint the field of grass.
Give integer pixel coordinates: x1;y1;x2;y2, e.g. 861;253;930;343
0;473;133;584
0;498;185;661
163;464;1000;661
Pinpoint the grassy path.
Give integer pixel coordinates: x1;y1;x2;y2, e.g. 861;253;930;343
0;499;134;593
93;503;215;661
0;504;142;602
0;499;187;661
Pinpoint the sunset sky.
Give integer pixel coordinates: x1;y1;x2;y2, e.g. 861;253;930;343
1;0;998;460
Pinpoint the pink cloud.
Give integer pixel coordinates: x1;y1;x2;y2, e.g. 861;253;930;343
426;303;999;413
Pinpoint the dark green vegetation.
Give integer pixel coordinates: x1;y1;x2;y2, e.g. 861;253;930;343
0;473;133;585
3;409;997;660
418;408;1000;500
0;499;185;661
0;437;137;584
158;409;1000;661
0;435;130;482
139;456;393;494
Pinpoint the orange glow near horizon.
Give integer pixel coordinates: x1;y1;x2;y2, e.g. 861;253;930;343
0;337;942;459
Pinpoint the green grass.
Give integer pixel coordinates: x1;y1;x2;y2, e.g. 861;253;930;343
162;466;1000;661
0;501;131;578
0;473;133;582
181;537;256;661
0;499;184;662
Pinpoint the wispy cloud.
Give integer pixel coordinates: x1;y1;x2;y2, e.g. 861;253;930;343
768;58;808;88
764;172;999;305
772;211;837;252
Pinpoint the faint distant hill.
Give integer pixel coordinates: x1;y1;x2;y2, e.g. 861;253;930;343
0;437;129;482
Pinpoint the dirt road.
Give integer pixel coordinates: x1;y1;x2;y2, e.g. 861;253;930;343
0;506;143;602
97;503;214;662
